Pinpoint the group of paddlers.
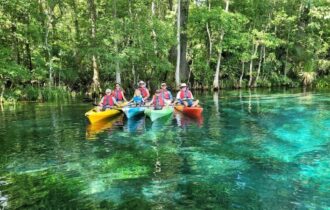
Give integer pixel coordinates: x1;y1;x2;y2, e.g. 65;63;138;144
98;81;199;111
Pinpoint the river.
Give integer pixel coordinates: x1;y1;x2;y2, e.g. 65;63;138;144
0;88;329;209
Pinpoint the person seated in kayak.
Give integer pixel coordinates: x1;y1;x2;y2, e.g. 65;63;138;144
138;81;150;101
129;89;144;106
112;83;127;103
147;90;166;110
159;82;173;105
176;83;199;107
98;89;119;111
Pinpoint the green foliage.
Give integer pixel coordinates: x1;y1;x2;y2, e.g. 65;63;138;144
0;0;329;100
316;75;330;88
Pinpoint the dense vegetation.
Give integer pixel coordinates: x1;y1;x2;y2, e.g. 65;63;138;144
1;0;330;102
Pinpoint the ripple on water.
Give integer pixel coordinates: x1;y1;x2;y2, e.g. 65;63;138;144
0;91;330;209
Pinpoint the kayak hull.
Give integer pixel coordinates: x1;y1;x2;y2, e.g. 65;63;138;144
85;108;121;124
145;107;173;121
174;105;203;118
122;107;146;118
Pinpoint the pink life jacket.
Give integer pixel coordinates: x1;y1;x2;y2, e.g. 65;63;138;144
160;89;170;99
153;95;165;107
102;95;114;106
139;87;149;98
179;90;192;99
112;89;123;101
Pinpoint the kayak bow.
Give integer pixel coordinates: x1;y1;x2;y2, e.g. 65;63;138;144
85;108;121;124
122;106;146;118
174;105;203;118
145;107;173;121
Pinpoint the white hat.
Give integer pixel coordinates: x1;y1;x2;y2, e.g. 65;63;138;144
138;81;145;85
180;83;187;88
105;88;111;93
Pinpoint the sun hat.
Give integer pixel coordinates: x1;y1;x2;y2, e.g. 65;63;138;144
180;83;187;88
138;81;145;85
105;88;111;93
155;89;161;93
161;83;166;86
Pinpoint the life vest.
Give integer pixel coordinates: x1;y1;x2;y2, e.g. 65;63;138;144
139;87;148;98
160;89;171;100
179;90;192;99
112;89;123;101
102;95;114;106
153;95;165;107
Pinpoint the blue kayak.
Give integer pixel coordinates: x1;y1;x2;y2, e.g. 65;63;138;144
122;107;145;118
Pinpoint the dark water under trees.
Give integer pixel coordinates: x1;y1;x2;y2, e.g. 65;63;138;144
0;88;329;209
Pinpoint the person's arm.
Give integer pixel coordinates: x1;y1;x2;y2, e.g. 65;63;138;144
173;92;180;104
190;91;194;100
176;92;180;100
144;89;150;101
113;97;119;106
169;91;173;101
122;91;128;102
99;97;104;106
146;101;153;106
147;97;154;106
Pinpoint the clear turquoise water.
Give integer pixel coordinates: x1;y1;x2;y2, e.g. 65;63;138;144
0;88;329;209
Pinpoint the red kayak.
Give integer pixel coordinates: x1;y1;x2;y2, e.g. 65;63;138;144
174;105;203;118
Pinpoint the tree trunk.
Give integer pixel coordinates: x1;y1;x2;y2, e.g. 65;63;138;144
88;0;100;94
175;0;181;88
168;0;173;11
25;15;33;71
179;0;190;83
284;31;290;77
152;1;156;15
132;63;136;86
253;46;264;87
248;43;259;87
151;1;157;54
11;23;21;65
0;82;4;104
213;47;222;90
25;42;33;71
206;22;212;65
116;60;121;84
239;61;245;88
71;0;80;40
45;7;53;87
212;0;229;90
69;0;82;76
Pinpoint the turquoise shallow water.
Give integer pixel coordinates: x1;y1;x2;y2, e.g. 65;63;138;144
0;88;329;209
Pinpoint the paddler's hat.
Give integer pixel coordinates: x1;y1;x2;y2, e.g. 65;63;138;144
138;81;145;85
180;83;187;88
161;82;167;86
155;89;161;94
105;88;112;93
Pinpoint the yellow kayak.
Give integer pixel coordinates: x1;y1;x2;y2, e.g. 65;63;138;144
85;108;121;124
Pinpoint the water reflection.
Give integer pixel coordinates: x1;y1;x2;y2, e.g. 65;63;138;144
1;89;330;209
86;115;124;140
174;111;203;128
123;115;146;133
213;91;220;115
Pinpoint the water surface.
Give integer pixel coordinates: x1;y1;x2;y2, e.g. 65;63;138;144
0;88;329;209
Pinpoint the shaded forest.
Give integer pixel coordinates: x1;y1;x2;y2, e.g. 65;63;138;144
0;0;330;102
